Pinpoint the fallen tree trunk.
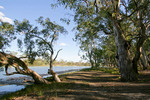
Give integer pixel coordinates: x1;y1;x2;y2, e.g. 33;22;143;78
0;52;50;84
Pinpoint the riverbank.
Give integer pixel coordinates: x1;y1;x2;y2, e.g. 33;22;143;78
1;68;150;100
0;68;85;86
24;59;90;67
0;67;89;98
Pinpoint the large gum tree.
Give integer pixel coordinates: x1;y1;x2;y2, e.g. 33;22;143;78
56;0;150;81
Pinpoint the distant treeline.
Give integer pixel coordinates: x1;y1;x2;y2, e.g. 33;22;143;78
24;59;90;66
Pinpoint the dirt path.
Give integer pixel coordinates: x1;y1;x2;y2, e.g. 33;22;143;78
9;70;150;100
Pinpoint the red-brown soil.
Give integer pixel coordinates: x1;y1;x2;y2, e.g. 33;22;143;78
10;70;150;100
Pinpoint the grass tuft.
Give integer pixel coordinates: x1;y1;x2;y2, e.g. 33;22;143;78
81;67;120;74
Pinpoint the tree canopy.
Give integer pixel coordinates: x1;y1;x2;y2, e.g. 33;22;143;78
0;17;67;83
55;0;150;81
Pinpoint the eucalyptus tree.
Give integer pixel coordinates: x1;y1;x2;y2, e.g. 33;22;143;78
74;17;103;68
72;0;112;68
0;21;50;84
0;23;46;84
15;17;67;82
56;0;150;81
0;21;14;67
101;35;117;67
0;22;14;50
128;0;150;74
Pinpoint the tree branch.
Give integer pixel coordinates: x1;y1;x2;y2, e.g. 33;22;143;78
5;72;20;76
53;49;62;61
30;34;53;52
121;1;150;21
50;31;56;45
19;56;27;59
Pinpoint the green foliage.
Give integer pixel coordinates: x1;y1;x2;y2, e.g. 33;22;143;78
54;0;115;68
100;35;117;67
0;22;15;50
55;0;150;72
15;17;67;64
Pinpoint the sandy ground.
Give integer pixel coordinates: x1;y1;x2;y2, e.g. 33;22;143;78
3;70;150;100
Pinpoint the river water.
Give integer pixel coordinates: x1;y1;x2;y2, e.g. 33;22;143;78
0;66;90;97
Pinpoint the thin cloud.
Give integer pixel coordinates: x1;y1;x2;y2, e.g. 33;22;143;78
0;6;4;9
59;43;67;46
0;12;4;16
0;7;13;24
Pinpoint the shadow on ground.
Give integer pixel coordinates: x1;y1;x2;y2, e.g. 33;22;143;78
2;70;150;100
39;71;150;100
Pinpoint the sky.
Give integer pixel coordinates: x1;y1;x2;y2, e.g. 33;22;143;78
0;0;82;62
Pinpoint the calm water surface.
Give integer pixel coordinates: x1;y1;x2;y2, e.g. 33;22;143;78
0;66;90;97
0;66;89;79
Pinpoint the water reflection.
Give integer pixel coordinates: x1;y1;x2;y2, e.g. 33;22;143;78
0;67;4;72
0;66;90;97
0;85;25;96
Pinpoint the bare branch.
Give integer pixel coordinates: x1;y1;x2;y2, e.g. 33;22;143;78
53;49;62;61
19;56;27;59
5;72;20;76
94;0;98;13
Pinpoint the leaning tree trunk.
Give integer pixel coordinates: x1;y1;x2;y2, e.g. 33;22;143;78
48;54;61;82
112;20;137;81
0;52;50;84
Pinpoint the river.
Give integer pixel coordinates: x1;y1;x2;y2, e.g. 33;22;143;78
0;66;90;97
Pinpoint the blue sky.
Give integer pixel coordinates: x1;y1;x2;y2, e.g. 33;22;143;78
0;0;82;62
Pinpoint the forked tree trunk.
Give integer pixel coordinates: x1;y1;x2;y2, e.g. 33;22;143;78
0;52;50;84
112;20;137;81
49;57;61;82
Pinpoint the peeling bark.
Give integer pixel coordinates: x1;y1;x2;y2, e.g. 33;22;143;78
112;19;137;81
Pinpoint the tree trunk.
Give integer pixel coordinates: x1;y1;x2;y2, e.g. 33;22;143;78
49;69;61;82
48;54;61;82
0;52;50;84
27;69;50;84
140;47;148;70
88;51;94;68
132;8;147;73
140;58;147;70
132;37;146;73
138;60;143;70
112;20;137;81
48;64;61;82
